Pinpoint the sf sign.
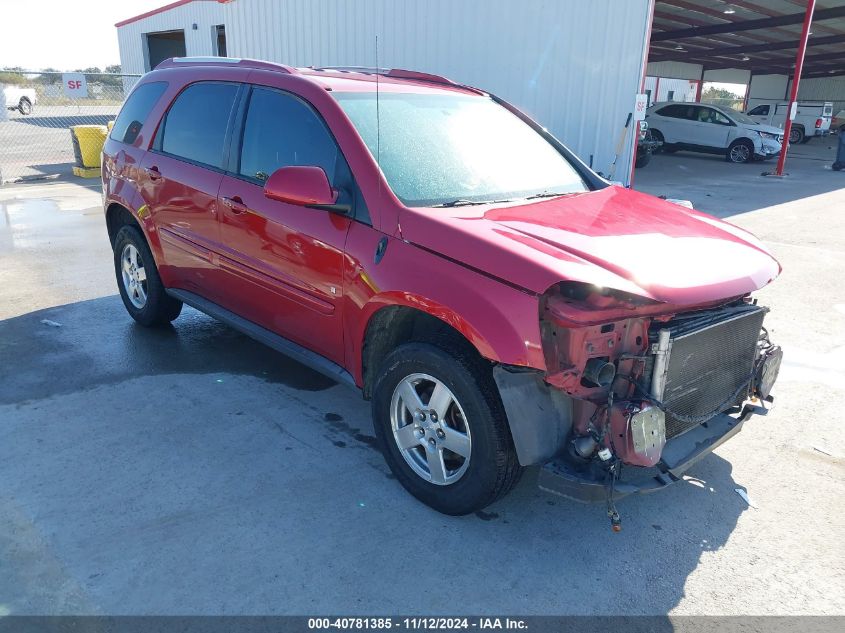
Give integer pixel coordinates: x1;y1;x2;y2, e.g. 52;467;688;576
62;73;87;99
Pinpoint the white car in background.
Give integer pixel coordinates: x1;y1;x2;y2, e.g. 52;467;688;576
645;102;783;164
3;86;37;115
746;101;833;143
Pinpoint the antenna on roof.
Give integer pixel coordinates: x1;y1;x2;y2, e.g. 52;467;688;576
375;35;382;202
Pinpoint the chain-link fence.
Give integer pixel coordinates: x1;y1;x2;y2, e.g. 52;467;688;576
699;96;746;112
0;70;141;183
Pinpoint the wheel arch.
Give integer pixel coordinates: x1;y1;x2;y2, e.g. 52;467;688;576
357;290;541;399
360;303;489;399
105;202;143;245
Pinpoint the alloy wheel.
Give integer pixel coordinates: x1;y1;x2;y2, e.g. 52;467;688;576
121;243;148;309
730;144;751;163
390;373;472;485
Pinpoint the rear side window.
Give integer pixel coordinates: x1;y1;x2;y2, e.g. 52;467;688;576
110;81;167;144
156;82;239;168
748;105;769;116
657;104;693;119
238;87;339;182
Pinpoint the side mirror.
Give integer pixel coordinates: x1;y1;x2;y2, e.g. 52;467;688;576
264;166;350;214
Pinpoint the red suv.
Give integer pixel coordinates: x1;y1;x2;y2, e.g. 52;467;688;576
102;58;782;522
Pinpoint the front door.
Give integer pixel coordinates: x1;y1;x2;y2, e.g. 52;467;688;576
216;86;353;365
688;106;732;149
140;81;241;300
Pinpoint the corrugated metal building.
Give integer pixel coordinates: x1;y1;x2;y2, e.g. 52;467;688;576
116;0;654;184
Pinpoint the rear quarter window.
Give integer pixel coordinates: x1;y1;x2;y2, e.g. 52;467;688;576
154;81;240;169
110;81;168;145
657;104;692;119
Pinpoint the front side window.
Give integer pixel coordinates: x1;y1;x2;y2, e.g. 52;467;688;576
157;82;239;168
110;81;167;145
239;87;340;183
334;92;587;207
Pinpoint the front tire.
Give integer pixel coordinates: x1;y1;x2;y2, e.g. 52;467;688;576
18;98;32;115
727;139;754;163
372;342;523;515
113;225;182;327
635;150;652;168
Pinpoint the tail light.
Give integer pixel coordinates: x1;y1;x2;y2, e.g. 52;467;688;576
816;118;823;128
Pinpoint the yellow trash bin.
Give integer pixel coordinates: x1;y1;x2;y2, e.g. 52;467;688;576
69;125;108;169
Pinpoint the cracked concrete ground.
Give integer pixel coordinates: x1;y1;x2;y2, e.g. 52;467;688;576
0;139;843;615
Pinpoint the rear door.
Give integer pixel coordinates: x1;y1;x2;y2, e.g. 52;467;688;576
215;85;353;364
652;103;694;143
139;81;241;300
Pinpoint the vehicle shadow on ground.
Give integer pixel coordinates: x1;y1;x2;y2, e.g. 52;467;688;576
5;114;116;129
0;296;337;405
4;163;76;181
634;142;845;218
0;296;747;615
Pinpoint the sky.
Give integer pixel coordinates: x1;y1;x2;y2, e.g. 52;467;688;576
0;0;166;71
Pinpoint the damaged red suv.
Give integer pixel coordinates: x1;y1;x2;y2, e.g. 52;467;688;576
102;58;783;523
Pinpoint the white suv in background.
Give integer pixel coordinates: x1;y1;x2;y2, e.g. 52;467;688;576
645;102;783;164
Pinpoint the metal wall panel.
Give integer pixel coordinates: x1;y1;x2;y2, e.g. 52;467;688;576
645;76;698;104
704;68;751;85
748;74;789;101
646;61;703;81
749;74;845;112
222;0;652;184
795;76;845;112
116;0;226;75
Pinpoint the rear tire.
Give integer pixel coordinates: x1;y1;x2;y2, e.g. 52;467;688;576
726;139;754;163
789;126;805;144
113;225;182;327
372;342;523;515
635;150;652;168
18;98;32;115
650;129;675;153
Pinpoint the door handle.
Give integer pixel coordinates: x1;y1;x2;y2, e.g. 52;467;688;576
144;166;161;181
221;196;248;214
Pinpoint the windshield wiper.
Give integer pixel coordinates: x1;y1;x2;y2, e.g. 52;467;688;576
523;191;570;200
432;198;512;208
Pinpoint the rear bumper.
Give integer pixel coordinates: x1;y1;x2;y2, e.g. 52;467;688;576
538;401;768;503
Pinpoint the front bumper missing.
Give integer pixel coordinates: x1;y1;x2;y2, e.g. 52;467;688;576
537;400;769;504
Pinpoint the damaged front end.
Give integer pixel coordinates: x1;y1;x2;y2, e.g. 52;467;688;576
493;281;782;529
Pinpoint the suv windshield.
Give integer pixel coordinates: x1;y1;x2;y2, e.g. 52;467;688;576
333;92;588;207
714;106;756;126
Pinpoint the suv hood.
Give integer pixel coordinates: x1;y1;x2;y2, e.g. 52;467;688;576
401;186;780;306
742;122;783;136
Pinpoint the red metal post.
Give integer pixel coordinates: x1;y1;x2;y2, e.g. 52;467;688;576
775;0;816;176
695;79;703;102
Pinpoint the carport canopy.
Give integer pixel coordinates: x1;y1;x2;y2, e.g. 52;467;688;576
649;0;845;80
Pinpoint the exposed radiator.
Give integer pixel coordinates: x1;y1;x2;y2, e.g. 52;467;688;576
650;304;766;438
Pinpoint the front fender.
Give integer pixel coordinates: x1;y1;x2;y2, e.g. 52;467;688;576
343;223;546;386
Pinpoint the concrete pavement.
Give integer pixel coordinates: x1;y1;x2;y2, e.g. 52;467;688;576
0;146;843;615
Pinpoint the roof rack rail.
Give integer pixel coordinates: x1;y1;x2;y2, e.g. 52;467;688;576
310;66;484;94
310;66;390;74
157;57;298;74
